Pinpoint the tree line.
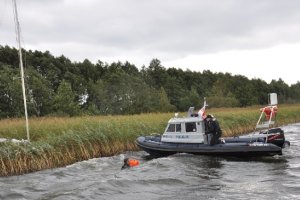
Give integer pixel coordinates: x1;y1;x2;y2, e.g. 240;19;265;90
0;45;300;118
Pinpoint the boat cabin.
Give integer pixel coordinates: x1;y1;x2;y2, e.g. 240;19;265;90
161;115;205;143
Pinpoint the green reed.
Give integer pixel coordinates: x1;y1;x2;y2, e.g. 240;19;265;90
0;104;300;176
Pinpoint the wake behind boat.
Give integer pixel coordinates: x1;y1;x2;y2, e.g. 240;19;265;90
136;93;288;157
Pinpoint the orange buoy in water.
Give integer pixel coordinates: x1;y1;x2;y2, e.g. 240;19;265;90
122;158;140;169
128;159;139;167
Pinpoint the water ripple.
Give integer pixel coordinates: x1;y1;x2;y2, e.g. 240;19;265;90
0;124;300;200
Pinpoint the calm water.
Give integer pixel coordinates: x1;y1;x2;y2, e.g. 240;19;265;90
0;123;300;200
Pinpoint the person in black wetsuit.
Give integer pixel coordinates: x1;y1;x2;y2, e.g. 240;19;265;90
204;114;222;145
121;158;140;169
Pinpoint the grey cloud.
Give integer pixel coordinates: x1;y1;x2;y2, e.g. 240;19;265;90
1;0;300;61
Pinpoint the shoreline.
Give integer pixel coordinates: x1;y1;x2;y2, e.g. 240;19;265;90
1;104;300;176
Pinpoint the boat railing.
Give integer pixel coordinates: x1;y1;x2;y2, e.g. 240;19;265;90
253;93;278;143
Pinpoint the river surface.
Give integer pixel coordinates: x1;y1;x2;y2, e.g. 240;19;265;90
0;123;300;200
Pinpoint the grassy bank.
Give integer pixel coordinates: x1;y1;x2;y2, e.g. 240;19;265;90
1;104;300;176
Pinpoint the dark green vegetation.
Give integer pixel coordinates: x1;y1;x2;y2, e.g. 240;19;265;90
1;45;300;118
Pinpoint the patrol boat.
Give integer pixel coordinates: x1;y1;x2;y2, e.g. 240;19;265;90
136;93;287;157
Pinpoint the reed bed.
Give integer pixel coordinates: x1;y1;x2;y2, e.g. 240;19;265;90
1;104;300;176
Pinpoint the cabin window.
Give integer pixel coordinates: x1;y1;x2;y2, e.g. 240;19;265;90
186;122;197;132
167;124;181;132
167;124;175;132
176;124;181;132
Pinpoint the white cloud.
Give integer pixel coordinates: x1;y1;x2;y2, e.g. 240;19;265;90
163;43;300;85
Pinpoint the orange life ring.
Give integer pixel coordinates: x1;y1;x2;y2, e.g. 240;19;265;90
260;106;278;120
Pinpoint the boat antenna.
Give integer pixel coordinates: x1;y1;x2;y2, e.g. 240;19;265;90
12;0;30;142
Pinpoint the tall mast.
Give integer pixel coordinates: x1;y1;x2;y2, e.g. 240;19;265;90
12;0;30;142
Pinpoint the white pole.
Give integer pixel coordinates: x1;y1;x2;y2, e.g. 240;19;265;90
12;0;30;142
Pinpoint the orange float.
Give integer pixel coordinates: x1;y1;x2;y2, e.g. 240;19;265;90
122;158;140;169
260;106;278;120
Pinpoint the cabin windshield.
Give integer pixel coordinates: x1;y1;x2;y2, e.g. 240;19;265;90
185;122;197;132
166;124;181;132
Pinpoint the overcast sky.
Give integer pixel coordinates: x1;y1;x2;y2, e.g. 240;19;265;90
1;0;300;85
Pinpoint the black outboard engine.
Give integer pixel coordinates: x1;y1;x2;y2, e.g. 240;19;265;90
260;128;286;148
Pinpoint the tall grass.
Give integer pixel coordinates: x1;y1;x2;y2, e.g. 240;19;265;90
1;104;300;176
0;113;170;176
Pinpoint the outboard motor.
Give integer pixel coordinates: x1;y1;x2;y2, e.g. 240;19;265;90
260;128;286;148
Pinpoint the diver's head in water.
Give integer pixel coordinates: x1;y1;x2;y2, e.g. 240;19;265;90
121;158;139;169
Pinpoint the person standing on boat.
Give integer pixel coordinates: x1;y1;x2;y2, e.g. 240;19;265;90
204;115;222;145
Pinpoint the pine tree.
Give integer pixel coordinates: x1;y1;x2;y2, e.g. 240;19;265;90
158;87;175;112
53;80;80;116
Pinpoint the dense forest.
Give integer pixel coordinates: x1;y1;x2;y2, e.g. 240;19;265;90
1;45;300;118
